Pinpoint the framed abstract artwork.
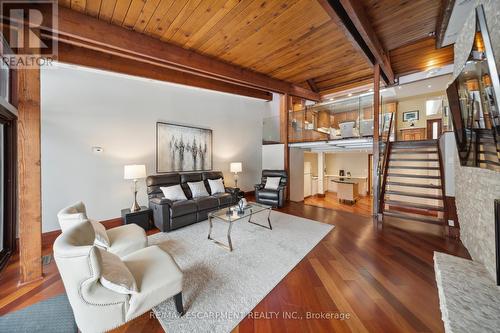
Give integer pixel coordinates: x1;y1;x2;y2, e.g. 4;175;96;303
156;122;213;173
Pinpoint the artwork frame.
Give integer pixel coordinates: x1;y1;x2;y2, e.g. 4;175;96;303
156;122;213;173
403;110;419;122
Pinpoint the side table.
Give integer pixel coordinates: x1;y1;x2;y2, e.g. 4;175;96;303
121;206;152;231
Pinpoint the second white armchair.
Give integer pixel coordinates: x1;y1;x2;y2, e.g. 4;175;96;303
57;201;147;258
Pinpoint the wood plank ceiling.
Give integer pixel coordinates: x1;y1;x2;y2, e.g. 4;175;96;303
360;0;454;76
59;0;454;95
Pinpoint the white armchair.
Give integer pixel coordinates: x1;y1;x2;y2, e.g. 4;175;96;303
57;201;147;258
53;221;184;333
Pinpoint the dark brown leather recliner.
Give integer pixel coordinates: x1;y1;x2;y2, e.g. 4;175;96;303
147;171;239;232
254;170;288;208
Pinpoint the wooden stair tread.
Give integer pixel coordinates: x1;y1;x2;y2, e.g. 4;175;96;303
389;158;439;162
385;200;444;211
385;190;443;200
388;165;440;170
387;173;441;179
392;140;437;146
383;210;445;225
387;181;441;189
390;150;438;154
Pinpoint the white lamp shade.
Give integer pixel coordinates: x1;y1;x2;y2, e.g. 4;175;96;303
124;164;146;180
230;162;242;173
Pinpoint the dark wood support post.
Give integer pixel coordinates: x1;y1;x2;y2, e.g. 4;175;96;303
372;64;381;218
17;64;42;284
280;94;290;200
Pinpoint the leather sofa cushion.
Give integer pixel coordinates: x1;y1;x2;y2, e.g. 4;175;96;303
256;189;279;200
180;173;202;199
212;192;233;206
194;196;218;211
146;173;180;198
170;200;197;218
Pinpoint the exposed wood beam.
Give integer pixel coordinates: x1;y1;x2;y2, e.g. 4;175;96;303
280;94;290;200
306;79;320;93
435;0;455;48
17;65;42;284
319;76;373;97
318;0;394;84
57;43;273;101
317;0;373;66
41;6;319;101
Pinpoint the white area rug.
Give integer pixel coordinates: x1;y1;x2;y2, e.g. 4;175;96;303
149;210;333;333
434;252;500;333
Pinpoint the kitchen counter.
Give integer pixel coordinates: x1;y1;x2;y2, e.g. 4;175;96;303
325;175;367;180
332;179;359;185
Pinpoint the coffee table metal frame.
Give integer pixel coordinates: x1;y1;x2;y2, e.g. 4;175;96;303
207;202;272;251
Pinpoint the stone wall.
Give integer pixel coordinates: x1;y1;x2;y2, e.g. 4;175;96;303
453;0;500;280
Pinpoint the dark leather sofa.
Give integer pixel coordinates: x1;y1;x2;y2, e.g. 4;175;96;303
254;170;288;208
147;171;239;232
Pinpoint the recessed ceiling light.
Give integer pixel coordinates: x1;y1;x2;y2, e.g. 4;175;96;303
329;98;334;101
348;93;352;97
398;86;402;90
427;85;432;88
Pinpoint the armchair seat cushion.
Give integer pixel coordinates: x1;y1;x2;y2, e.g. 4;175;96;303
170;200;197;218
212;192;233;206
123;246;183;321
194;196;218;211
256;188;280;200
106;224;147;258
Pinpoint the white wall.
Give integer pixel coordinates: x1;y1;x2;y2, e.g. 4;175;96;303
41;64;272;232
262;144;284;170
439;132;456;196
289;148;304;202
325;152;369;177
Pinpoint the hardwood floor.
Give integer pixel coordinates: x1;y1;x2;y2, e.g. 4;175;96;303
0;201;470;332
304;192;373;217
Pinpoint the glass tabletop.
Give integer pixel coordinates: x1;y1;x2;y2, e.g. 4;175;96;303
208;202;271;222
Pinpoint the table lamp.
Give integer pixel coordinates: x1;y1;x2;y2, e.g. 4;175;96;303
230;162;242;188
124;164;146;212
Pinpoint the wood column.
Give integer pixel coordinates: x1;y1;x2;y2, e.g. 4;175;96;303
17;64;42;284
280;94;290;200
372;64;381;217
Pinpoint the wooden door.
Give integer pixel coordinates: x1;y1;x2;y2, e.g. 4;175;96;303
427;119;442;139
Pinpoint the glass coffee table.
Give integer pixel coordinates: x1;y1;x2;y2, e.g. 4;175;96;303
207;202;272;251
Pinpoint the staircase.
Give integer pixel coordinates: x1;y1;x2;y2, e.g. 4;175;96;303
381;139;446;226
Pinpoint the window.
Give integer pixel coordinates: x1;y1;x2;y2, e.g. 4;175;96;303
426;99;442;116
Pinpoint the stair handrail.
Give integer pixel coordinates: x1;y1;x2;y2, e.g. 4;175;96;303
378;112;395;214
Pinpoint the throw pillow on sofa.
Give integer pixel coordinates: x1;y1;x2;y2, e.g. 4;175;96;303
188;181;210;198
96;247;138;294
90;220;110;248
208;178;225;194
264;177;281;190
161;185;188;201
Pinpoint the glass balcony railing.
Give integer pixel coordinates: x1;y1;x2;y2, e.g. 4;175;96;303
288;95;375;143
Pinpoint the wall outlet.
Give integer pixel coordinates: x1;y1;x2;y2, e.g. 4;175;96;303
448;219;455;227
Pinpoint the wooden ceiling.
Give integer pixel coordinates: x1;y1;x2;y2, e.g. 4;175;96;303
360;0;443;51
58;0;454;96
